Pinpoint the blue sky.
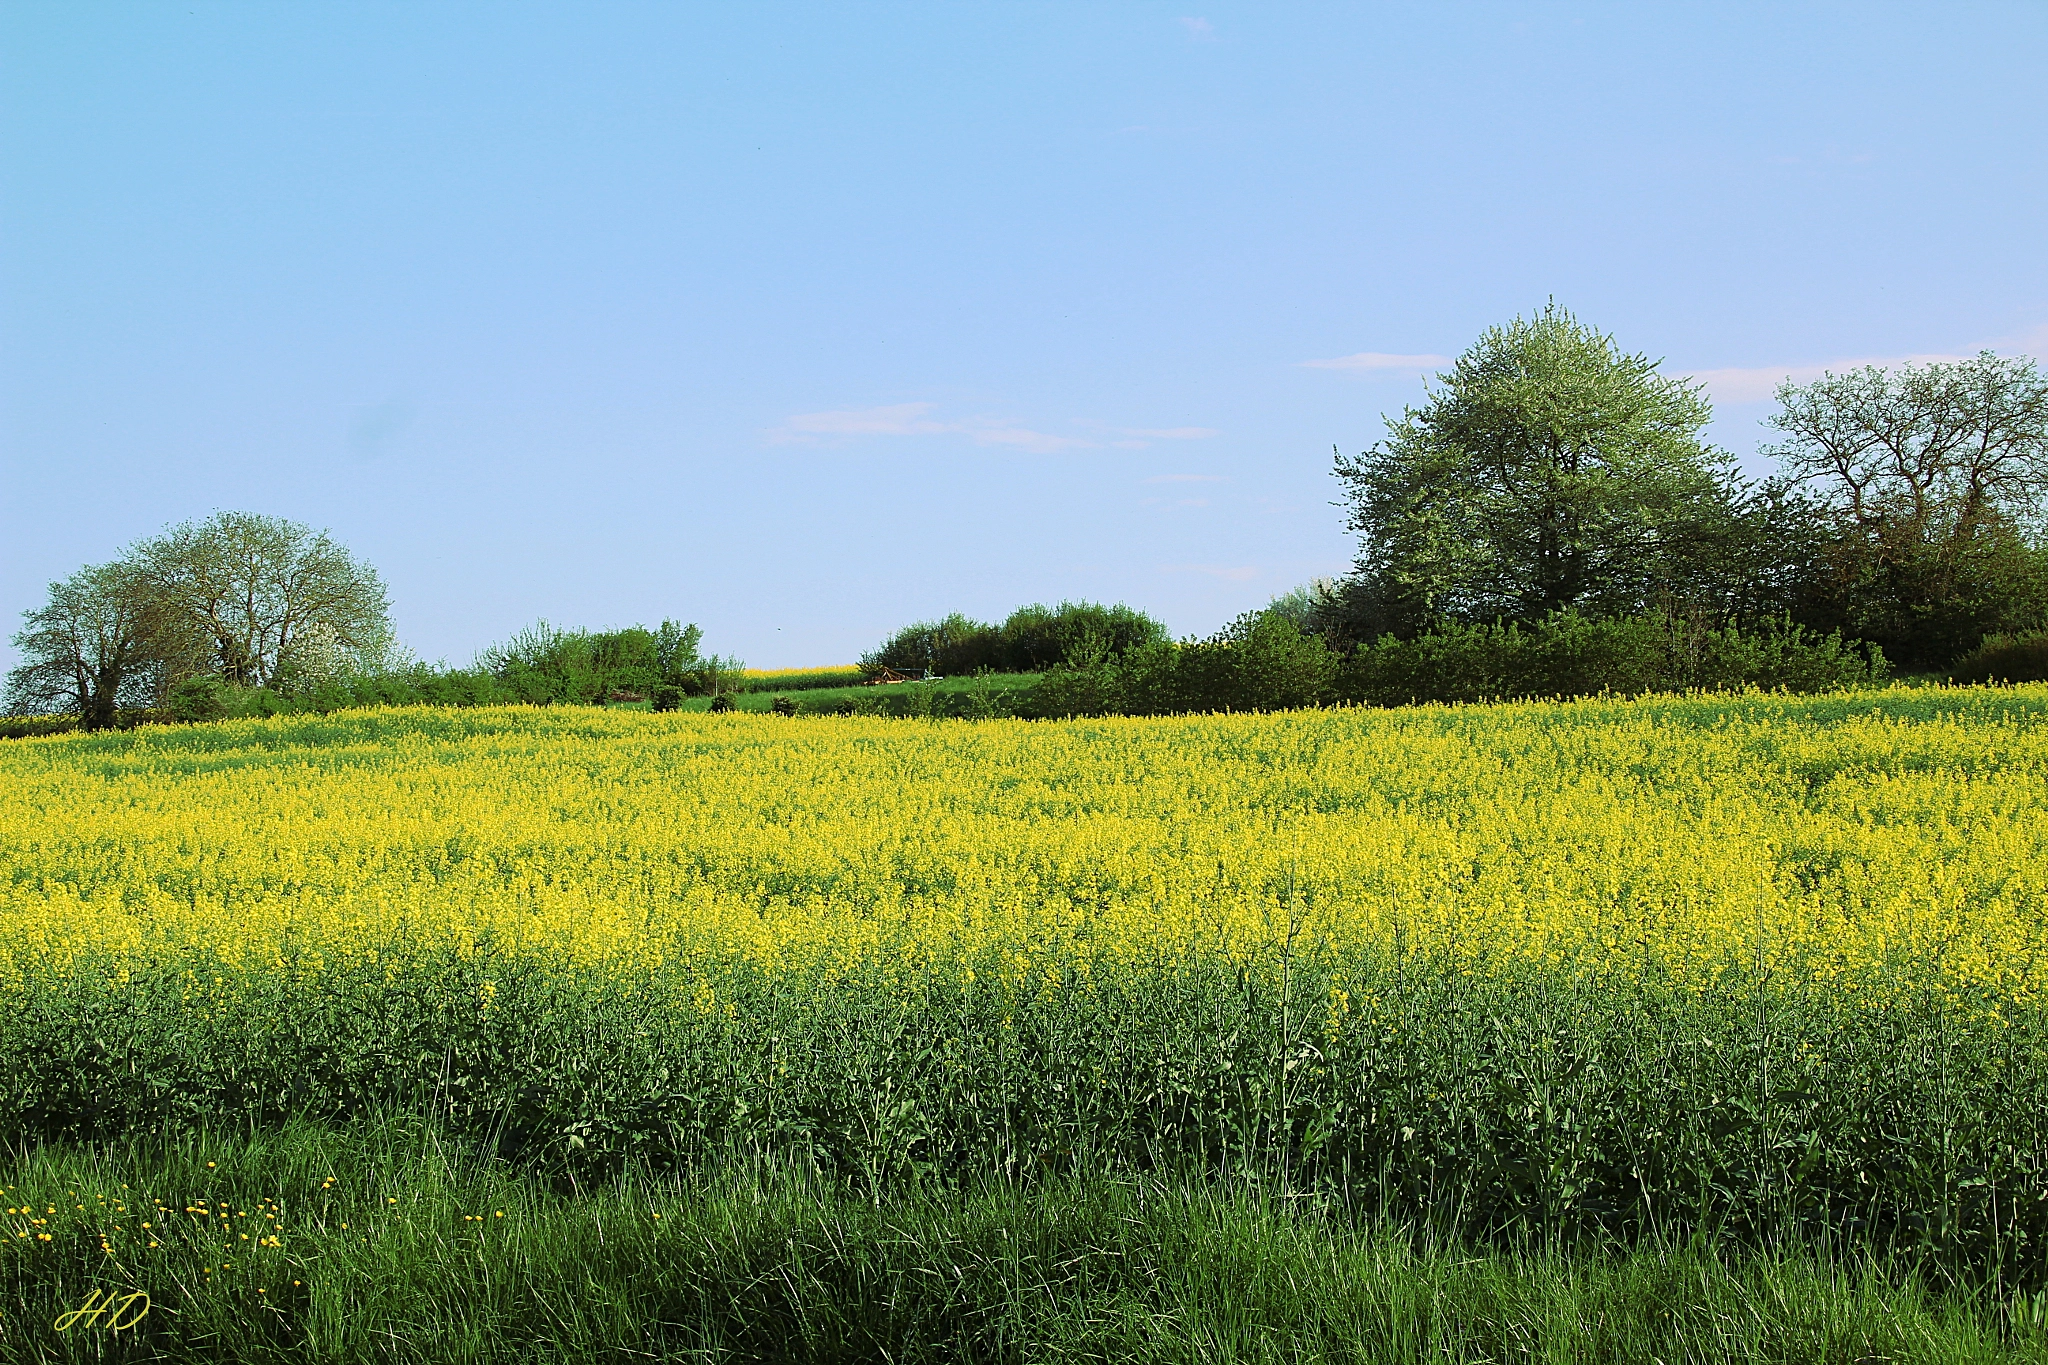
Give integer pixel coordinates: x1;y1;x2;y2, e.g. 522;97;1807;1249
4;3;2045;671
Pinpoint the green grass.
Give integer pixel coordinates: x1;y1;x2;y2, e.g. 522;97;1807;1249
5;1121;2043;1364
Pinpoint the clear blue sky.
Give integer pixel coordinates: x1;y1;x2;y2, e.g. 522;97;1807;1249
5;3;2044;671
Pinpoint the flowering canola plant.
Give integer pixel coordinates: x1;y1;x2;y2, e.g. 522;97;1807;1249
2;688;2044;999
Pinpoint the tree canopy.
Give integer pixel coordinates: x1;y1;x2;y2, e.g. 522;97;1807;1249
136;511;390;690
7;512;392;723
1333;303;1743;636
5;561;177;729
1761;352;2048;668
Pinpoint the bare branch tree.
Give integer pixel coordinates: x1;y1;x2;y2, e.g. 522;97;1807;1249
1762;351;2048;544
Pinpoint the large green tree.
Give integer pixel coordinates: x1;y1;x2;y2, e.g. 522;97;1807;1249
1333;303;1746;636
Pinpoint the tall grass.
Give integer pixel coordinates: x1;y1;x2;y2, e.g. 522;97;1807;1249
5;1123;2043;1363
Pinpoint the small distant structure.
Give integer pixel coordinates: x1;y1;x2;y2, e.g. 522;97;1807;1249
864;667;938;686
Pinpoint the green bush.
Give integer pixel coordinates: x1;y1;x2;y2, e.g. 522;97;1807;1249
168;674;238;723
1337;612;1886;708
860;612;1004;678
1949;632;2048;685
1028;614;1339;717
996;601;1169;672
863;602;1170;680
477;619;734;703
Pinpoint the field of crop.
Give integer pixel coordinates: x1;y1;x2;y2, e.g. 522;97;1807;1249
734;665;865;693
4;688;2048;1358
661;669;1040;714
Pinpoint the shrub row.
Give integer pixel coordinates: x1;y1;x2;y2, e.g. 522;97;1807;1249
863;602;1167;678
1949;631;2048;685
1027;612;1888;717
1340;612;1888;708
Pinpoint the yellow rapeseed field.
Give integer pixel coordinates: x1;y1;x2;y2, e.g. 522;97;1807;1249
3;686;2044;1005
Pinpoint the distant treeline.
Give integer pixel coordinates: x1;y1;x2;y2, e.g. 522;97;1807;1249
12;305;2047;735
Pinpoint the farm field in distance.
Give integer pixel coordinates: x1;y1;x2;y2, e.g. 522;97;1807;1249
657;669;1042;714
3;689;2047;1360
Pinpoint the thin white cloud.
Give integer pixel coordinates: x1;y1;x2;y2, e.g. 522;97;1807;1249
969;424;1087;454
1178;16;1215;39
1682;354;1972;405
1302;351;1452;375
1682;322;2046;406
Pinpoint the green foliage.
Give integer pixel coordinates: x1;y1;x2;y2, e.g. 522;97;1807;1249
1808;518;2048;672
1950;632;2048;685
1763;351;2048;670
1028;614;1339;717
860;611;1003;677
8;905;2046;1283
650;684;684;712
996;600;1170;671
5;1127;2038;1363
137;510;391;689
167;674;237;723
5;559;180;728
477;618;737;703
1337;611;1886;708
1334;302;1743;634
862;602;1169;679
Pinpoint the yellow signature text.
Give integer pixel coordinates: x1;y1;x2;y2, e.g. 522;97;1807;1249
54;1288;151;1332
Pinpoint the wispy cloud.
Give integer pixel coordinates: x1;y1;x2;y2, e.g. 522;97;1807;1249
967;424;1087;454
1301;351;1452;375
1178;16;1215;40
1683;354;1972;405
1682;322;2046;406
772;403;1211;453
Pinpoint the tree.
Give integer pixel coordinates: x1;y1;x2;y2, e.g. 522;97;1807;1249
1762;352;2048;668
135;512;391;689
1333;303;1743;635
5;561;177;728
